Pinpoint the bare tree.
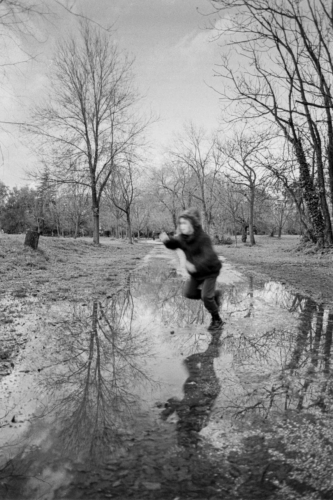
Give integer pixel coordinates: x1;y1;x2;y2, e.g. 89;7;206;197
212;0;333;247
151;160;195;229
60;183;90;238
0;1;103;53
0;1;88;75
108;154;138;244
220;181;245;244
170;123;223;233
28;21;149;244
131;194;150;238
0;1;47;40
219;128;270;245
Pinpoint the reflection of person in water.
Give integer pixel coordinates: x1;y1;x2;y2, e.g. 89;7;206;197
161;331;222;446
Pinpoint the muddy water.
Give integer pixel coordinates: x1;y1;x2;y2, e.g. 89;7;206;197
0;244;332;499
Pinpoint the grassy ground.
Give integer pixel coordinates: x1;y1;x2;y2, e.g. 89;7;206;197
216;235;333;307
0;234;151;301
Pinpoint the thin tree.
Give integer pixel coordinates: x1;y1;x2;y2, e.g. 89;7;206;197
170;123;223;233
108;154;138;244
29;21;149;244
59;183;90;238
151;160;194;230
222;182;244;245
131;194;150;238
219;129;270;246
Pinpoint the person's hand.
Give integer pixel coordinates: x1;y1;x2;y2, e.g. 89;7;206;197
159;231;169;243
185;261;196;273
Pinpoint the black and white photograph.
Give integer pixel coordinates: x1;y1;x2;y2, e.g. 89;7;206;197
1;1;333;499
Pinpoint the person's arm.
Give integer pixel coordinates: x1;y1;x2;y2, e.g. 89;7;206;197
159;231;182;250
185;261;196;273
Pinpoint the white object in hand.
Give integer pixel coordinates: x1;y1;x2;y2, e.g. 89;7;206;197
159;231;169;243
185;261;196;273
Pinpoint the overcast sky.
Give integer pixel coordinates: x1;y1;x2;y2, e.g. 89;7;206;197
0;0;224;188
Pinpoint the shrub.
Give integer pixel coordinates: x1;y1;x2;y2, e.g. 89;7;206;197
219;235;233;245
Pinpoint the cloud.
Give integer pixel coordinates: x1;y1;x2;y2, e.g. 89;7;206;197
171;13;232;68
175;28;216;60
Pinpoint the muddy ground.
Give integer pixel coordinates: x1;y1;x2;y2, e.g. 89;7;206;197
216;235;333;308
1;233;332;500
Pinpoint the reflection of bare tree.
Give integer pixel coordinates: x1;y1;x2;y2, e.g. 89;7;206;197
285;296;317;371
244;276;254;318
161;331;222;447
294;301;323;410
40;291;154;461
309;312;333;411
0;289;156;499
133;264;207;327
221;295;333;419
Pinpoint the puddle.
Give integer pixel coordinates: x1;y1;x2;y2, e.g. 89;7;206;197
1;244;333;499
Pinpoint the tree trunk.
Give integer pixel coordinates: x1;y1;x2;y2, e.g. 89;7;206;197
248;187;256;246
74;217;79;239
294;139;325;246
294;199;315;241
202;202;210;235
172;211;177;230
278;205;284;238
91;183;99;244
317;158;333;245
93;208;99;244
241;222;247;243
24;230;39;250
127;211;133;244
233;218;238;247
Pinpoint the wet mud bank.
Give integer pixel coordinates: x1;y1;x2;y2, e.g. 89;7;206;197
216;235;333;309
1;243;333;499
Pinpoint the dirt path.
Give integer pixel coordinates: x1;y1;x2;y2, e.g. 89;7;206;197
216;235;333;307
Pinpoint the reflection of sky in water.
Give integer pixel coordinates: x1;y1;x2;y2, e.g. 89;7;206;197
1;244;333;498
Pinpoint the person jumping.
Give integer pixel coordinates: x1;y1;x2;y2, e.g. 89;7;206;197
159;208;223;332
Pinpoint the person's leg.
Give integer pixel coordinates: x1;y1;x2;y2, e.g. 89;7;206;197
201;277;219;315
184;276;202;300
215;289;222;310
201;277;223;330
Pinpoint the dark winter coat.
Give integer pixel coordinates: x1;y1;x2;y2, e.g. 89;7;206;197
164;227;222;280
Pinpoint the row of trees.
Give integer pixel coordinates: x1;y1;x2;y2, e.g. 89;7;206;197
24;4;329;247
0;164;299;241
152;123;300;244
1;1;331;247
